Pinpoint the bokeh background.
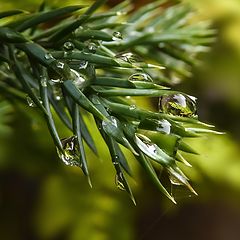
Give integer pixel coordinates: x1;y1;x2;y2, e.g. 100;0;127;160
1;0;240;239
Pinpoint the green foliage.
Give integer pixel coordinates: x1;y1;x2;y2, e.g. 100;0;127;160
0;0;220;203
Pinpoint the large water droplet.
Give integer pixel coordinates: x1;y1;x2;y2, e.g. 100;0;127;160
159;93;197;117
63;41;75;51
112;31;123;41
26;95;36;107
52;84;62;101
57;136;81;167
128;73;153;82
115;172;126;191
44;53;53;60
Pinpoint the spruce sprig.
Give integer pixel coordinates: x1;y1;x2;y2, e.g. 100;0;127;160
0;0;220;204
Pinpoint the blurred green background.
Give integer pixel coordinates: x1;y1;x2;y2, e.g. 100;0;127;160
1;0;240;239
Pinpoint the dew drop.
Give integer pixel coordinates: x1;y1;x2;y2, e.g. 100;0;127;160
79;60;88;69
159;93;197;117
128;73;153;82
70;69;86;88
63;41;75;51
44;53;53;60
26;95;36;107
112;31;123;41
156;119;171;134
116;52;143;64
57;136;81;167
115;172;126;191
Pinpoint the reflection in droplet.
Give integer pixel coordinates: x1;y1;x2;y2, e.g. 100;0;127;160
57;136;81;167
26;95;36;107
128;72;153;82
159;93;197;117
115;172;126;191
112;31;123;41
44;53;53;60
63;41;75;51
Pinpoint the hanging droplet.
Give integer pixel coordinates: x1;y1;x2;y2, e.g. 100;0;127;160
115;172;126;191
63;41;75;51
79;60;88;69
112;31;123;41
128;73;153;82
44;53;54;60
116;52;143;64
57;136;81;167
26;95;36;107
70;69;86;88
87;42;97;53
40;76;47;87
159;93;197;117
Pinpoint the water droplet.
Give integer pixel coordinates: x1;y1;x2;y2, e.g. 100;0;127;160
44;53;53;60
115;172;126;191
156;119;171;134
40;76;47;87
128;73;153;82
87;42;97;53
112;31;123;41
129;105;136;110
63;41;75;51
70;69;86;88
56;61;65;69
57;136;81;167
159;93;197;117
79;60;88;69
116;52;143;64
26;95;36;107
